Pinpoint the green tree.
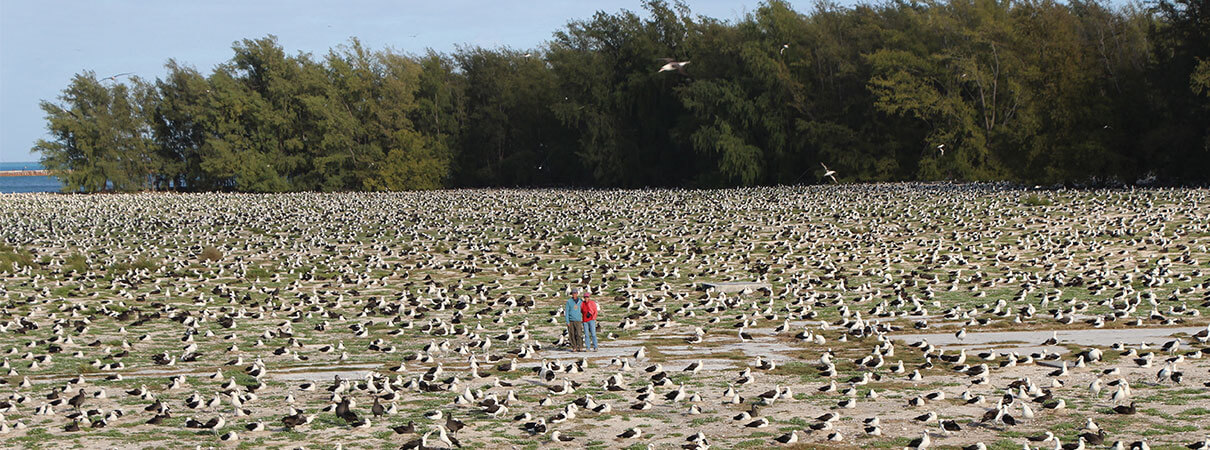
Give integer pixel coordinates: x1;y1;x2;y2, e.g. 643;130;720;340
414;51;465;181
548;0;701;186
146;60;212;189
197;36;328;191
1146;0;1210;180
454;47;571;186
30;1;1210;190
33;72;155;192
345;45;449;190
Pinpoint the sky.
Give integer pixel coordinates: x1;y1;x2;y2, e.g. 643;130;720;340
0;0;820;163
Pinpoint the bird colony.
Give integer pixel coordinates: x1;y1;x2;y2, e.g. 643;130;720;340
0;184;1208;450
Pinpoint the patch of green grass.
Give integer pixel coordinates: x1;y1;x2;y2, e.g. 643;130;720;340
63;252;88;273
558;234;585;246
244;266;272;280
773;361;824;382
1179;407;1210;416
1141;424;1198;435
0;244;34;272
1022;194;1053;207
689;416;721;427
108;255;160;274
778;416;809;427
869;437;914;448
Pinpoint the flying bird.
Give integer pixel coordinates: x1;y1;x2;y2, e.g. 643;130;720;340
658;58;690;75
102;72;132;82
820;162;838;183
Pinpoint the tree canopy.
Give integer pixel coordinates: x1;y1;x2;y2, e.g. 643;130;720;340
33;0;1210;192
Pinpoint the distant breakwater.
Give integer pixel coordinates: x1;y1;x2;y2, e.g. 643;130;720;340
0;170;51;177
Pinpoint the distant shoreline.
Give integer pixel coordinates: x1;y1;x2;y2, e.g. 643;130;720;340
0;170;51;177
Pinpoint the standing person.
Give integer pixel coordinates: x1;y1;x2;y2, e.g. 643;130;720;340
581;291;599;352
565;288;585;352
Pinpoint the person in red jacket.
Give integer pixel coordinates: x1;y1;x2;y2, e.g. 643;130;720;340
580;291;599;351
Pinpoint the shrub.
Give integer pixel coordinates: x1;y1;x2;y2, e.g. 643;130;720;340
130;256;160;271
1022;194;1053;207
200;246;223;262
108;256;160;274
63;253;88;273
0;245;34;272
244;267;271;280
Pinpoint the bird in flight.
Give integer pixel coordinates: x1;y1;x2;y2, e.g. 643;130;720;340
820;162;838;183
780;43;789;55
102;72;132;82
658;58;690;75
937;144;945;155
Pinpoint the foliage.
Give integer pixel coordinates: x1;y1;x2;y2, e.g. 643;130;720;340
34;72;156;192
558;234;585;246
1021;194;1053;207
30;0;1210;191
63;253;88;274
1194;58;1210;96
199;246;223;262
109;256;161;274
0;245;34;272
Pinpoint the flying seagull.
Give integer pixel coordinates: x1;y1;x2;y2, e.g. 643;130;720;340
937;144;945;155
820;162;837;183
658;58;690;75
780;43;789;55
102;72;132;82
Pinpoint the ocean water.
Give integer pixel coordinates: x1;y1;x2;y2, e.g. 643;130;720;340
0;162;44;171
0;162;62;194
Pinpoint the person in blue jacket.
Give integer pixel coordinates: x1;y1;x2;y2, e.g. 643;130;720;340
565;288;585;352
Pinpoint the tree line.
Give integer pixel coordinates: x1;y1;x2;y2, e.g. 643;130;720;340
32;0;1210;192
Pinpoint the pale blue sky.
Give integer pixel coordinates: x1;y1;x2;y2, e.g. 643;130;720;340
0;0;823;162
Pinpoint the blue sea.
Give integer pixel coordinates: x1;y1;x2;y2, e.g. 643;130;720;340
0;162;62;193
